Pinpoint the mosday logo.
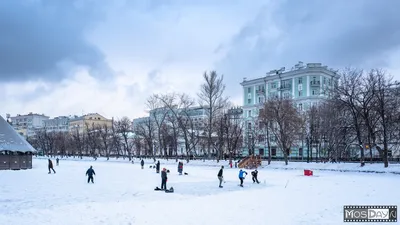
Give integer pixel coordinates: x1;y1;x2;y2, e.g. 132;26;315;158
344;205;397;222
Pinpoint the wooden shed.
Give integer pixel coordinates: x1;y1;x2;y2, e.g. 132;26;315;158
0;116;36;170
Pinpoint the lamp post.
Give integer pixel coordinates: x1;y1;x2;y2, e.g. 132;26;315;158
306;136;310;163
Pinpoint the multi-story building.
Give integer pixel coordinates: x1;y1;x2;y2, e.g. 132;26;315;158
43;116;70;133
69;113;112;134
240;62;339;157
10;113;49;137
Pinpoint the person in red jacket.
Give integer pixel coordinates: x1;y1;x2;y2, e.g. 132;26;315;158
48;159;56;174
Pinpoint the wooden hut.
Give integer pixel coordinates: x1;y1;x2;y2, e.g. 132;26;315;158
0;115;36;170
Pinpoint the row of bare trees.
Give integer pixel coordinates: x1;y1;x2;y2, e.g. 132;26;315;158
133;72;243;162
26;68;400;167
28;117;137;160
249;68;399;167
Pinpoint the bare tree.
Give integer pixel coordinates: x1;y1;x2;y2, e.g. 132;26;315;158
133;117;155;157
86;122;100;158
372;69;399;167
261;98;303;165
147;95;169;156
115;117;134;160
98;123;111;159
225;112;243;161
198;71;228;158
334;68;366;166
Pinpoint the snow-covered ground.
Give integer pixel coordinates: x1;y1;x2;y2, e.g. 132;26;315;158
1;158;399;225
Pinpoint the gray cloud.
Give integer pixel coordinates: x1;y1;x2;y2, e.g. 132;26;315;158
216;0;400;92
0;0;107;82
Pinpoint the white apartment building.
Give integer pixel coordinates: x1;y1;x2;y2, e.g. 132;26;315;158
240;62;340;157
10;113;50;137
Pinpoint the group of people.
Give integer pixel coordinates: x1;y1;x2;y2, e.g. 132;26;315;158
217;166;260;187
47;158;96;184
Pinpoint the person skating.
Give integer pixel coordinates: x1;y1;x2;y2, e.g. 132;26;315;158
217;166;224;188
238;169;247;187
48;159;56;174
178;162;183;175
141;159;144;169
161;168;168;190
251;169;260;184
56;158;59;166
86;166;96;183
156;161;160;173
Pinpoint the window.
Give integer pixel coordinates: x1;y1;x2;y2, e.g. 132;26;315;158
248;110;252;117
298;77;302;84
283;92;290;99
248;99;251;104
248;87;251;93
298;103;303;111
271;148;277;156
312;89;319;95
323;77;326;84
258;135;264;143
247;123;252;129
271;83;277;89
313;76;316;82
298;91;302;96
299;148;303;156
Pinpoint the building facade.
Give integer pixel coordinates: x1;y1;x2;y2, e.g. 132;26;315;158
10;113;49;137
69;113;112;134
43;116;70;133
240;62;339;158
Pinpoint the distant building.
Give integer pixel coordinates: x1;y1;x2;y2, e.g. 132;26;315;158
43;116;70;133
69;113;112;134
240;62;340;157
10;112;49;137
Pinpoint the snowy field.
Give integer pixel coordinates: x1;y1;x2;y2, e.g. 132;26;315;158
1;159;399;225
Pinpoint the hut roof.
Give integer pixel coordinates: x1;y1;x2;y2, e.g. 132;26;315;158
0;115;37;153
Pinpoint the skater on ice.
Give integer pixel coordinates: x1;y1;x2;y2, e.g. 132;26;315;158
56;158;59;166
161;168;168;190
86;166;96;183
141;159;144;169
217;166;224;188
251;169;260;184
48;159;56;174
178;161;183;175
238;169;247;187
156;161;160;173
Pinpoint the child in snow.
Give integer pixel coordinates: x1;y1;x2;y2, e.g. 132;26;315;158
48;159;56;174
178;162;183;175
56;158;59;166
86;166;96;183
141;159;144;169
217;166;224;188
161;168;168;190
251;169;260;184
238;169;247;187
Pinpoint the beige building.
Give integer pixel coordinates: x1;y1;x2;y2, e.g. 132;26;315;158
69;113;112;134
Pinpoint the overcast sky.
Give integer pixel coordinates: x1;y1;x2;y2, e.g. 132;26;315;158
1;0;400;120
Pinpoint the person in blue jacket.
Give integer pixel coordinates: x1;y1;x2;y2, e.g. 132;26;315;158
238;169;248;187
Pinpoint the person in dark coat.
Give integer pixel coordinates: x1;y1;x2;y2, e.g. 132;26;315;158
251;169;260;184
156;161;160;173
48;159;56;174
161;168;168;190
86;166;96;183
217;166;224;188
56;158;59;166
141;159;144;169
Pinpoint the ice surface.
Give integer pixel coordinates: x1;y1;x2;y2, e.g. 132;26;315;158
0;158;399;225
